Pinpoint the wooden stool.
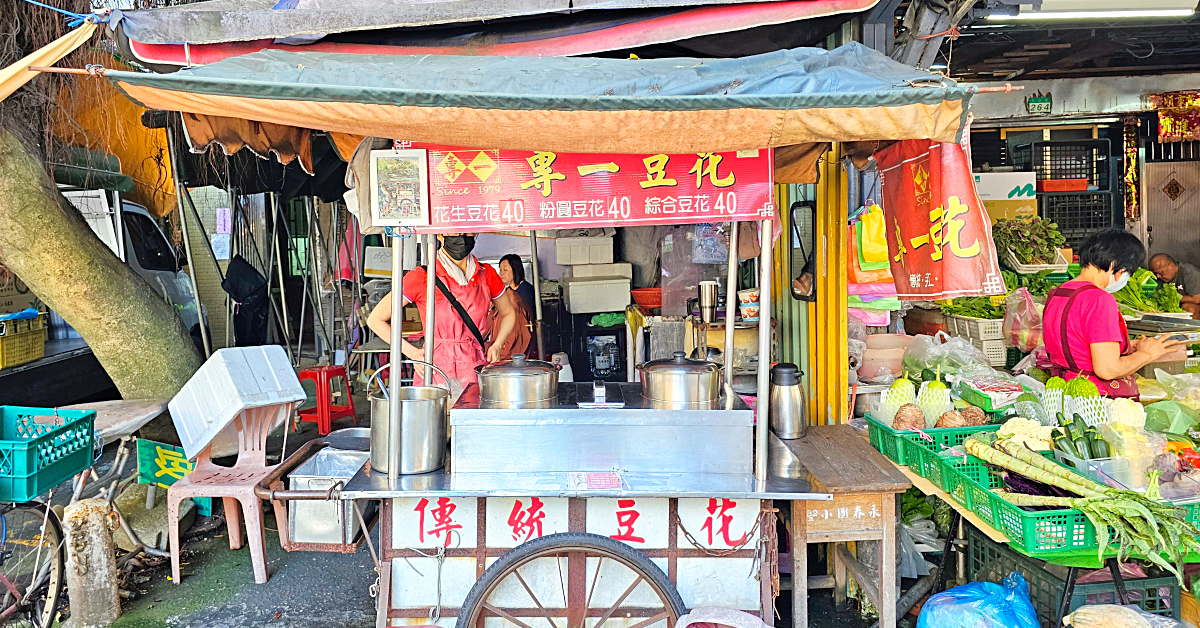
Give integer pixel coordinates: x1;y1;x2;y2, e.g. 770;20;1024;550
296;365;357;436
783;424;911;628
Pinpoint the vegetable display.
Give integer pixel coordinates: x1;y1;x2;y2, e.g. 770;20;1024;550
998;417;1055;451
1113;268;1185;314
1051;410;1110;460
966;434;1200;582
1002;269;1056;298
940;297;1005;320
992;217;1066;266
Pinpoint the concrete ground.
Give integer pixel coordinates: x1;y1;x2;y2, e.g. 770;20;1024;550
97;389;380;628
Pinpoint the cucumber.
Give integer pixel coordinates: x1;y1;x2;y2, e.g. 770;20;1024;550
1084;428;1103;458
1070;414;1088;440
1073;430;1091;460
1054;430;1078;458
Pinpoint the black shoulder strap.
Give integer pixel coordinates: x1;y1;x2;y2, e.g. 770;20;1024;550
434;275;488;351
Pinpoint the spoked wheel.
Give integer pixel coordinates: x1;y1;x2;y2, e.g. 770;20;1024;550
0;503;65;627
457;533;685;628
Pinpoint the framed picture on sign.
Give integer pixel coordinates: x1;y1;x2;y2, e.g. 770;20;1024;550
369;149;430;227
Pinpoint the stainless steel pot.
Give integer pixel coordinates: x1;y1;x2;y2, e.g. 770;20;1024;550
636;351;723;408
366;360;451;476
475;354;560;405
369;387;449;475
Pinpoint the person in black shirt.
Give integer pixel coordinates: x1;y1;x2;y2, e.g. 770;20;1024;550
498;253;537;313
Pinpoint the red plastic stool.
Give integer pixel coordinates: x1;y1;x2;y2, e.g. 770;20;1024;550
296;365;357;435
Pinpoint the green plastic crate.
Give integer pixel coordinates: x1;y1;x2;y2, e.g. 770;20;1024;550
0;406;95;502
967;523;1180;628
865;414;1000;466
931;450;1097;556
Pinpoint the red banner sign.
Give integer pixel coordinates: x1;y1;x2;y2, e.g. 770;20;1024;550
407;143;775;232
876;140;1004;300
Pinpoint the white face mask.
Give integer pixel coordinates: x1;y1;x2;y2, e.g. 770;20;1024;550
1106;271;1130;294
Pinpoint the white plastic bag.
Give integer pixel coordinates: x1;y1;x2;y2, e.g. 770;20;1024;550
902;332;990;377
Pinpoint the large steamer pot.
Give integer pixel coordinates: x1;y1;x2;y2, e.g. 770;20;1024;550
369;387;449;475
475;354;560;405
636;351;723;409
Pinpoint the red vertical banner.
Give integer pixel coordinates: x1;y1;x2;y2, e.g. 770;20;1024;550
876;140;1004;300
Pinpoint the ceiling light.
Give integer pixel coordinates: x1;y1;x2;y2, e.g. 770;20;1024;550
987;8;1193;18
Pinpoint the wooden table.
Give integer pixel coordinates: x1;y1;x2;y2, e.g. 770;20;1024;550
782;425;911;628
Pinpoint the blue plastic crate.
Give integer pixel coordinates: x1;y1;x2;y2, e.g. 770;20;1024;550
0;406;95;502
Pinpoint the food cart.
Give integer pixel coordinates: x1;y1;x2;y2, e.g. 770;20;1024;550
105;42;979;628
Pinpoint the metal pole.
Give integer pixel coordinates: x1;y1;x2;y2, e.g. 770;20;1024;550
165;126;211;358
305;198;332;357
755;219;773;485
528;231;545;358
271;194;292;343
724;222;739;385
388;234;406;485
423;235;437;384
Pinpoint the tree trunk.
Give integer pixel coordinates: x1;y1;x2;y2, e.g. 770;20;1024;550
0;128;202;442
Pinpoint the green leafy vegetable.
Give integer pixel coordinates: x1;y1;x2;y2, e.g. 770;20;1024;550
940;297;1004;319
993;217;1066;265
1002;269;1055;298
900;487;934;525
1114;268;1172;313
1152;282;1186;313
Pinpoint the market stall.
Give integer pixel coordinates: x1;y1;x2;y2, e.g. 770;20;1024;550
849;204;1200;625
103;42;985;628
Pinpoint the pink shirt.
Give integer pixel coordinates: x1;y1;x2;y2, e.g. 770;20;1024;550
1043;281;1128;391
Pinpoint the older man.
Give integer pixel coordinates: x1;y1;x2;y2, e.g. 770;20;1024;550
1150;253;1200;319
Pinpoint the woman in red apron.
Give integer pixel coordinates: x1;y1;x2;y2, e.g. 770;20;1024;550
367;233;518;398
1042;230;1181;398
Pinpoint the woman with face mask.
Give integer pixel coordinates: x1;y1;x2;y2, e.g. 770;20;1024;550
367;232;518;399
1042;230;1182;398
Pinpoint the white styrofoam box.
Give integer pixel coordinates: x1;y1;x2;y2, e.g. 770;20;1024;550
168;346;306;459
562;262;633;279
555;236;614;265
560;275;631;314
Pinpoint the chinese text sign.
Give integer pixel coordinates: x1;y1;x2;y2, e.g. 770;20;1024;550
876;140;1004;300
412;144;775;233
136;439;193;489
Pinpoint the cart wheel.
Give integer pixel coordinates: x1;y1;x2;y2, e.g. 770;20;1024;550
457;532;685;628
0;503;65;628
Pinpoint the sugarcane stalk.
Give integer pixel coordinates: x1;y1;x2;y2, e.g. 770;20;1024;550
994;438;1107;498
965;438;1100;498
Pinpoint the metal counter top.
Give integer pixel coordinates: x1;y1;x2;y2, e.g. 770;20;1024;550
338;468;831;501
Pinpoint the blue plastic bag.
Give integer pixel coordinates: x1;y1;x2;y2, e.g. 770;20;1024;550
917;572;1040;628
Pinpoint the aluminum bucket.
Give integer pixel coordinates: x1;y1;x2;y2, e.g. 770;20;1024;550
369;386;449;475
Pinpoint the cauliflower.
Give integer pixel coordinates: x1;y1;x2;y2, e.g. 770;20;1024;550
998;417;1055;451
1108;398;1146;430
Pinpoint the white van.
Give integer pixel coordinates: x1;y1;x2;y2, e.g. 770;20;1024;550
63;189;208;342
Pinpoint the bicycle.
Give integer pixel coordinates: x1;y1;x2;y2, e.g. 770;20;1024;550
0;498;64;628
0;401;171;627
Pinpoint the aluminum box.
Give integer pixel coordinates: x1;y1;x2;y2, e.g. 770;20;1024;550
451;382;752;475
289;449;371;544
